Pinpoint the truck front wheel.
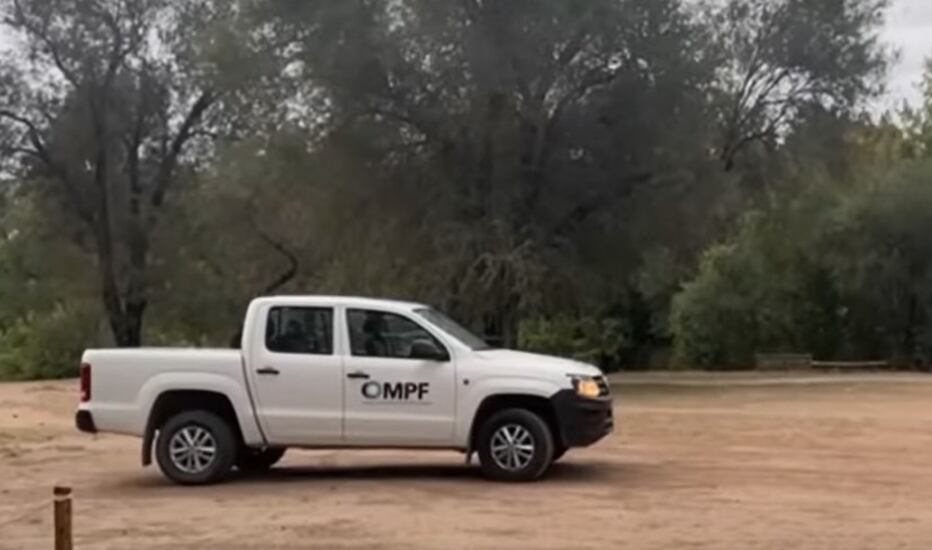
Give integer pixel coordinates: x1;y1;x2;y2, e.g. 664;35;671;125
476;408;555;482
155;410;237;485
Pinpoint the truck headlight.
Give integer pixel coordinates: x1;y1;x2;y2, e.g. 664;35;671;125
569;376;602;399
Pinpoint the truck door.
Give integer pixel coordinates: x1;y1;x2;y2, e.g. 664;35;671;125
247;306;344;445
342;308;457;446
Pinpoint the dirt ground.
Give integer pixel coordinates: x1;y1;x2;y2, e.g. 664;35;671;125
2;375;932;550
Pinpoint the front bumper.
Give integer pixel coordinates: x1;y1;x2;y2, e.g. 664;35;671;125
75;410;97;433
550;390;614;447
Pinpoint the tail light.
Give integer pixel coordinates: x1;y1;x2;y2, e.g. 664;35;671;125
80;363;91;402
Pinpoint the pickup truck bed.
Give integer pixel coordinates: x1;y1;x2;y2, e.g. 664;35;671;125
80;348;262;443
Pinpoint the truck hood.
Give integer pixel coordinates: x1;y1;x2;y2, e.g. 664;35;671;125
473;349;603;377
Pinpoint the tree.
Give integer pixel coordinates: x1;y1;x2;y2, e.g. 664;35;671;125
0;0;901;374
0;0;221;346
0;182;102;378
248;0;719;346
672;158;932;369
711;0;889;170
670;189;847;368
902;59;932;158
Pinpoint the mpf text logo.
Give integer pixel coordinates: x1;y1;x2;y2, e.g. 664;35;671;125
362;381;430;400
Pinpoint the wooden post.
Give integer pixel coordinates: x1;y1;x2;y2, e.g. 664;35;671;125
53;486;73;550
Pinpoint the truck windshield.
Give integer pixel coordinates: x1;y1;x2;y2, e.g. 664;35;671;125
415;308;493;351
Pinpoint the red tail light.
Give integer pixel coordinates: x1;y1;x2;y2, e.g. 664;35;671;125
80;363;91;402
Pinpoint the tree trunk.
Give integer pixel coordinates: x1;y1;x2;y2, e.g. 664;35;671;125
97;224;149;348
100;267;147;347
500;294;520;349
903;292;919;362
107;302;146;347
482;294;521;349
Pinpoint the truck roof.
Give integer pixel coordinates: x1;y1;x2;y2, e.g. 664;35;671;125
255;295;429;311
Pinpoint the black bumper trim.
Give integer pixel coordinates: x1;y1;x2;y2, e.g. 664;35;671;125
75;410;97;433
550;389;613;448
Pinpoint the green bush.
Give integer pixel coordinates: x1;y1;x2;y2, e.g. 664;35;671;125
670;244;758;368
672;160;932;369
519;315;631;371
0;303;100;380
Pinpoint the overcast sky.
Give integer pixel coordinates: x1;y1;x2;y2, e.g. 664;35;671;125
884;0;932;107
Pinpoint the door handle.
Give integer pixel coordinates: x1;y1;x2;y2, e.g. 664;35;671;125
346;371;370;380
257;367;280;376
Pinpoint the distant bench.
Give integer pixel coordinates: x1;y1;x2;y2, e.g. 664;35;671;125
756;354;895;371
810;360;892;370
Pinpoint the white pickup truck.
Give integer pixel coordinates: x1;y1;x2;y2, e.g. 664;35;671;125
76;296;613;484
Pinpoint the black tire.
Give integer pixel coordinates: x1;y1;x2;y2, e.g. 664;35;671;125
155;410;237;485
476;408;555;482
236;447;286;473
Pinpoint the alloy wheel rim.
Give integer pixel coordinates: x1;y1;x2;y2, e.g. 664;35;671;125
490;424;535;471
168;425;217;474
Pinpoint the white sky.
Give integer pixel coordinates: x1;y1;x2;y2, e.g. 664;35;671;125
883;0;932;107
0;1;930;108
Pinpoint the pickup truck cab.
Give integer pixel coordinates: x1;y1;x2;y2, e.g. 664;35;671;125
76;296;613;484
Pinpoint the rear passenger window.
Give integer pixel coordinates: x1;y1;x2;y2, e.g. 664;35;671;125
265;307;334;355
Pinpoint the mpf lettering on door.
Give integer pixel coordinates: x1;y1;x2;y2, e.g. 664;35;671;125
362;381;430;401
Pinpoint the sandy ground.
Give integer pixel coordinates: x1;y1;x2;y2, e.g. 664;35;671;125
2;375;932;549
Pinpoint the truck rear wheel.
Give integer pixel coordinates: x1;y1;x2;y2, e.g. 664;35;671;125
236;447;286;473
155;410;237;485
476;408;555;482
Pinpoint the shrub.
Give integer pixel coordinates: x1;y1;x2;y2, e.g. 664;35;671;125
672;160;932;368
519;315;631;371
0;303;100;380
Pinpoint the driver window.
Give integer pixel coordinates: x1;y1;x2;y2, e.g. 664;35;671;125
347;309;444;359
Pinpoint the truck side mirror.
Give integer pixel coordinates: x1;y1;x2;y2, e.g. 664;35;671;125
409;340;449;362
